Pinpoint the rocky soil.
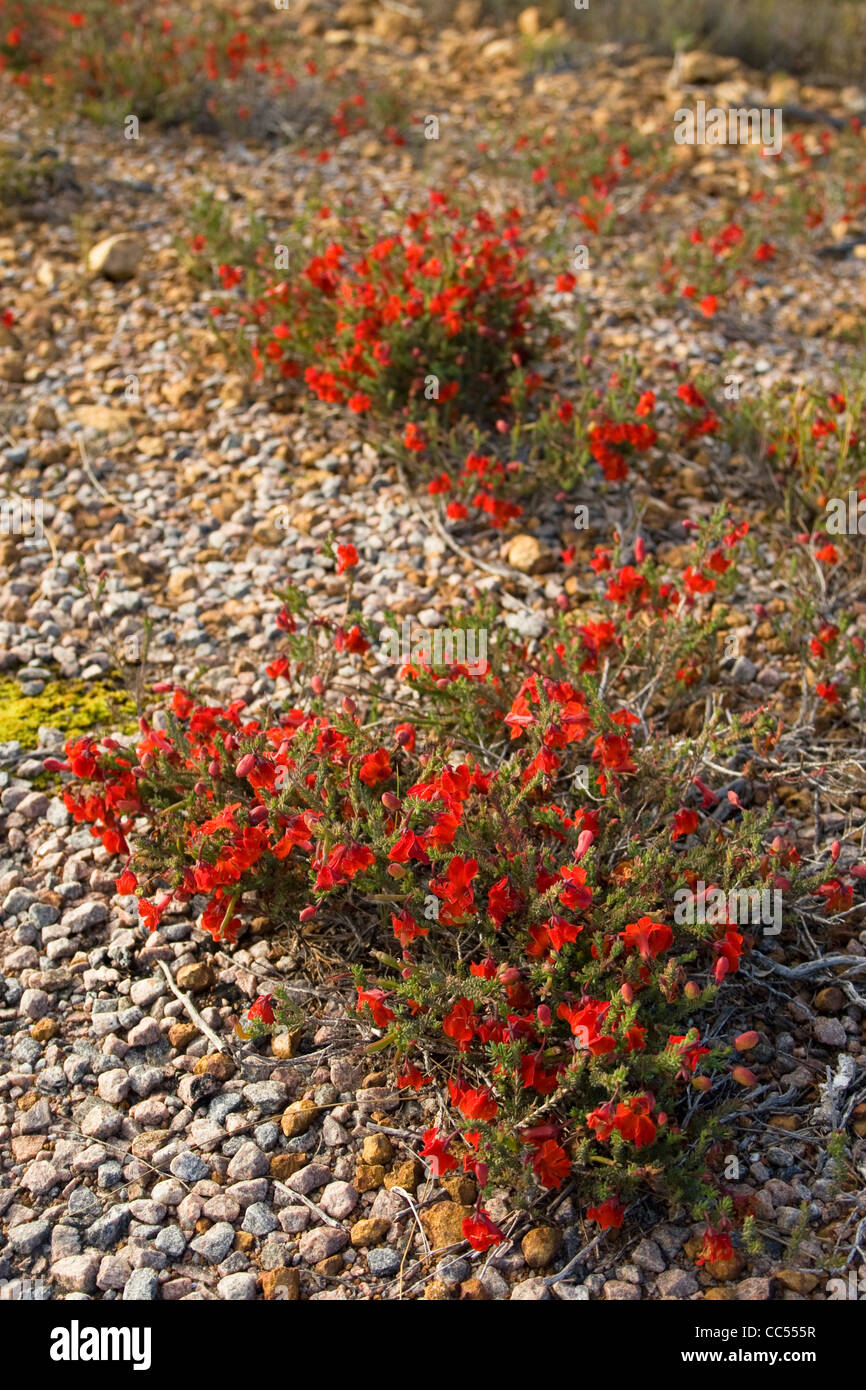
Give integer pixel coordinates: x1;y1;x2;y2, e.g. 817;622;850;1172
2;6;866;1300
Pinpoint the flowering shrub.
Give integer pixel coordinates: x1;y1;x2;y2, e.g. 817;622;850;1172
50;526;847;1250
0;0;300;126
190;191;548;426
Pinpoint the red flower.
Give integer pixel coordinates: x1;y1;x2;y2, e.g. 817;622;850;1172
394;722;416;752
138;895;170;932
249;993;275;1025
620;916;673;962
449;1079;498;1122
391;910;428;947
403;422;427;452
388;829;430;864
530;1139;571;1189
672;808;699;840
558;999;615;1055
397;1063;431;1089
612;1096;657;1148
587;1198;624;1229
356;987;394;1028
420;1127;457;1177
462;1209;504;1251
359;748;391;785
115;868;138;895
336;543;359;574
696;1224;734;1266
442;997;476;1050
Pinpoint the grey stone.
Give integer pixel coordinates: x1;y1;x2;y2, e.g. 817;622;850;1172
155;1226;187;1258
8;1220;51;1255
366;1246;402;1278
190;1221;235;1264
298;1226;348;1264
217;1271;258;1300
242;1202;279;1236
656;1268;699;1298
169;1151;209;1183
226;1141;268;1181
123;1267;159;1301
86;1206;131;1249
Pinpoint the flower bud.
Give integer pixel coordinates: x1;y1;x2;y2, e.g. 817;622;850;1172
342;696;357;716
556;593;569;611
732;1065;758;1087
299;905;317;922
850;864;866;879
395;727;414;746
537;1004;552;1026
193;781;207;795
235;753;255;778
684;981;701;1000
249;805;268;825
691;1075;712;1092
734;1030;759;1051
43;757;66;772
381;792;401;812
634;536;646;564
311;674;325;696
498;967;521;985
209;758;220;779
620;982;634;1004
831;840;841;862
575;828;595;860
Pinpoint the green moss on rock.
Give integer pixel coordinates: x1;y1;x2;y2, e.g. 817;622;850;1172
0;678;137;748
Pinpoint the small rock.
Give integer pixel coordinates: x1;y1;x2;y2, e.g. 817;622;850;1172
88;234;145;282
511;1277;552;1301
814;1016;847;1047
281;1099;318;1138
298;1226;348;1264
319;1181;359;1220
521;1226;562;1269
52;1253;101;1293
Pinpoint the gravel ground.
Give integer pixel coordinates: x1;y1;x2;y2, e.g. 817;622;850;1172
2;15;866;1300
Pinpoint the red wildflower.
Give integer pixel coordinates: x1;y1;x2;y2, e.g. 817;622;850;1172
336;543;359;574
248;994;275;1025
420;1127;457;1177
587;1198;625;1229
462;1209;505;1251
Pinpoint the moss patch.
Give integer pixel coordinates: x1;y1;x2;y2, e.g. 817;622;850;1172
0;678;138;748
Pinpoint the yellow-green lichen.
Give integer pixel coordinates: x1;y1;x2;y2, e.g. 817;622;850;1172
0;678;137;748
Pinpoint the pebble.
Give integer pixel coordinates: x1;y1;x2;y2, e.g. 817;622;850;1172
190;1222;236;1264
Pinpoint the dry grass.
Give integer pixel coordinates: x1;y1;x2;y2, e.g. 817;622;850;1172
460;0;866;82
